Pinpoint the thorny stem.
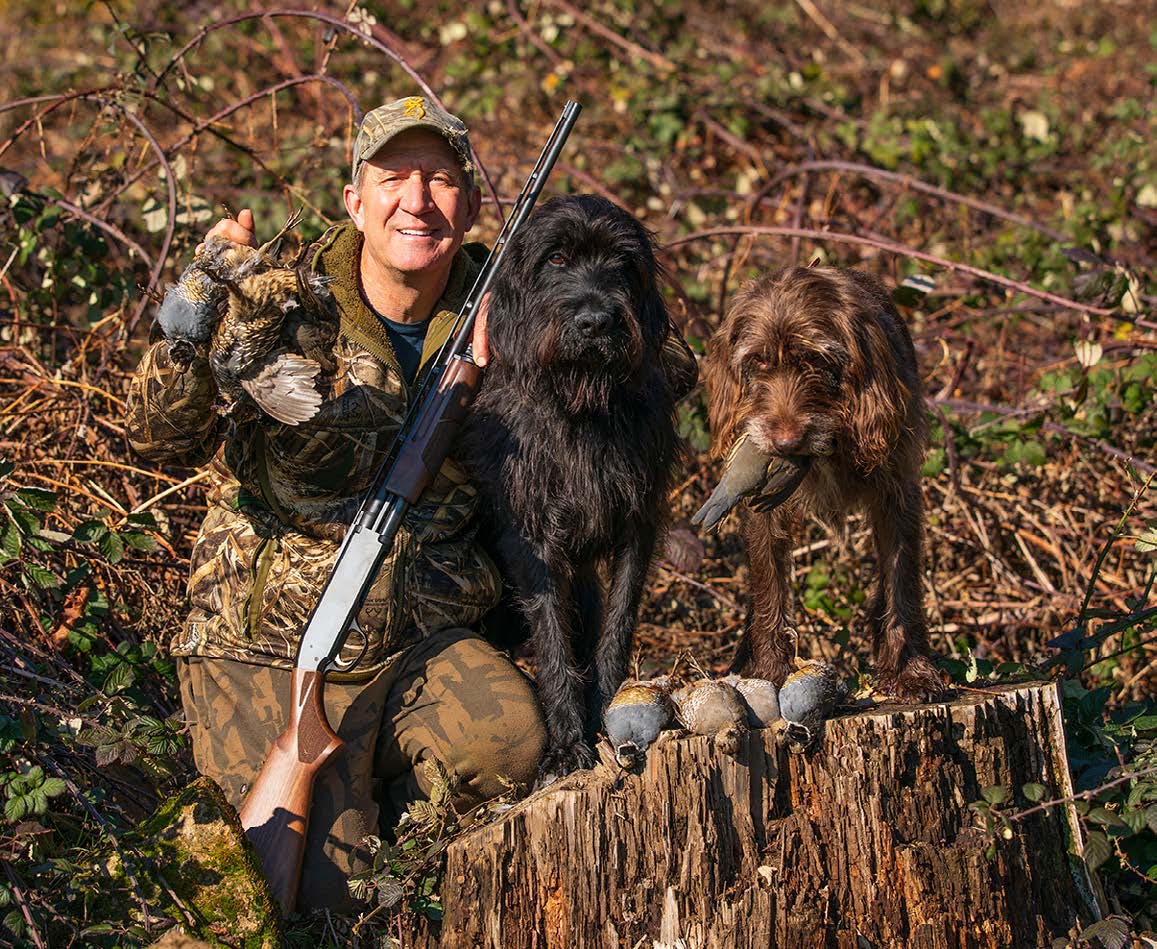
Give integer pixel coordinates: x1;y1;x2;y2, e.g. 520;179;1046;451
1;861;45;949
1007;764;1157;824
665;225;1118;318
149;9;504;220
766;160;1073;245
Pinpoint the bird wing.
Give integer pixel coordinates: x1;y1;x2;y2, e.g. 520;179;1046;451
239;353;323;425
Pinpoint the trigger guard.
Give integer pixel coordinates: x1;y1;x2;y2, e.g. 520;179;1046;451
328;621;369;673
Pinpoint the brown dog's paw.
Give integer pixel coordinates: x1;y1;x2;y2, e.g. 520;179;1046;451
878;656;945;703
535;742;598;789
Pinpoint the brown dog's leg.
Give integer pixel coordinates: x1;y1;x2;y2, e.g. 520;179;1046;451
865;479;942;700
731;511;797;685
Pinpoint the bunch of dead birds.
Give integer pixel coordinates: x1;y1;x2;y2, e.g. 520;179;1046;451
604;659;848;767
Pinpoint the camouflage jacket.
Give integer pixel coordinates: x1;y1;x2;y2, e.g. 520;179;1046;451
126;223;501;681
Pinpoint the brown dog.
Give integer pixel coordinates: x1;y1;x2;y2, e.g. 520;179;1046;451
703;266;941;700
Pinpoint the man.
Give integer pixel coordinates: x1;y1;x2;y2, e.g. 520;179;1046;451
126;96;547;911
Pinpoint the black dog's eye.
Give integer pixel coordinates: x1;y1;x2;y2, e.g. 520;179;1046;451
546;253;568;267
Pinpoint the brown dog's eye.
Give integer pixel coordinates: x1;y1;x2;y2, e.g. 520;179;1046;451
741;355;770;380
547;253;568;267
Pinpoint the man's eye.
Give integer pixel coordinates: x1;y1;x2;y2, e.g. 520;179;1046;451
547;253;568;267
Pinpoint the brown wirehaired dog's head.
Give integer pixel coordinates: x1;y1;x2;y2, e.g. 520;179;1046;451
703;266;940;700
706;267;924;477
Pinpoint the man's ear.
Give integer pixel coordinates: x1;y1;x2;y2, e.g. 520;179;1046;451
343;183;365;231
464;184;481;231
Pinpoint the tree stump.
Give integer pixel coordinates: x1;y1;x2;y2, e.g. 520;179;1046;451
429;681;1100;948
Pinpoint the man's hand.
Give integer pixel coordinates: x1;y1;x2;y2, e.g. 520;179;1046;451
196;208;258;255
471;292;491;367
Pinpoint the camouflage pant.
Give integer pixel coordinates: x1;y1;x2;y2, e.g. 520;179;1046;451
177;627;546;911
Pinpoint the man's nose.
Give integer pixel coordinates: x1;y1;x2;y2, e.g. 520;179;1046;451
398;173;434;214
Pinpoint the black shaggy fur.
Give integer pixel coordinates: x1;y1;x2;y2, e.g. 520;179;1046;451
460;195;681;783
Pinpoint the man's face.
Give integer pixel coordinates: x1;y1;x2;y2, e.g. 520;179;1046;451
343;128;480;282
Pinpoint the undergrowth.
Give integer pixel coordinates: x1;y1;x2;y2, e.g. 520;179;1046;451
1;1;1153;945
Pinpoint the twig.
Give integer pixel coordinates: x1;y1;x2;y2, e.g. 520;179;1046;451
542;0;676;72
664;225;1117;318
792;0;868;66
1008;765;1157;824
506;0;565;67
767;160;1073;244
657;559;742;612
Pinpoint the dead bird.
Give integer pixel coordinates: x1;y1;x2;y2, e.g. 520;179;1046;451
723;673;781;728
778;659;846;752
691;433;810;532
208;256;337;425
154;212;336;425
603;677;674;768
155;236;267;370
672;678;748;755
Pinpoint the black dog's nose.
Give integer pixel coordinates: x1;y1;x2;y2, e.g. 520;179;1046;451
575;308;613;337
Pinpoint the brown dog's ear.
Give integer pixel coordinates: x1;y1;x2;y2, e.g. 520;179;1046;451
703;310;747;460
842;315;910;474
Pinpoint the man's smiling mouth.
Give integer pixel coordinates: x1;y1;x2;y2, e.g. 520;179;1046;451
397;228;438;237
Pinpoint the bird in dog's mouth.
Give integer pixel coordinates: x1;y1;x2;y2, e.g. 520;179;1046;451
691;434;811;531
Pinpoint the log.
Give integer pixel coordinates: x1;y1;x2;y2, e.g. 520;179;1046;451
429;681;1101;948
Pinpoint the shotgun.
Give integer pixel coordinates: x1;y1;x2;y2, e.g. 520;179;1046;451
238;101;581;914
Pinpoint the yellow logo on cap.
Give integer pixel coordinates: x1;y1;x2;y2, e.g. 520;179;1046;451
403;97;426;119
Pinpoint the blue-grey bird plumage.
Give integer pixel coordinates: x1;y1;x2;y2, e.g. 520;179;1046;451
604;678;674;767
778;659;846;752
154;229;337;425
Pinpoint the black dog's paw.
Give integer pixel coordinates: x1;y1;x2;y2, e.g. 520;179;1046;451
535;742;598;789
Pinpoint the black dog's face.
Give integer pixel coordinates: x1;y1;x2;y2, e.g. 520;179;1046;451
488;196;668;402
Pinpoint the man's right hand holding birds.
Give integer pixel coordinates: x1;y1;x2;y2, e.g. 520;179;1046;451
198;207;258;252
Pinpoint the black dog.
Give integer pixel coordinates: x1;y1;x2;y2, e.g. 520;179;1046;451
460;195;683;783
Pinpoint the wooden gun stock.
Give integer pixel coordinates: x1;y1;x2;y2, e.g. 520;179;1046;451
239;668;343;913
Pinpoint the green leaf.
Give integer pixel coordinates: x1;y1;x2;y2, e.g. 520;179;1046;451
15;488;56;511
120;531;157;552
0;524;19;562
1022;782;1047;802
40;777;66;798
982;785;1010;806
1135;529;1157;553
1087;806;1127;829
104;661;136;694
23;563;60;589
1083;830;1112;871
3;795;28;822
99;531;125;564
73;520;108;543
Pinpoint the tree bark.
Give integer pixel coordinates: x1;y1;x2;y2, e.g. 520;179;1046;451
429;681;1101;948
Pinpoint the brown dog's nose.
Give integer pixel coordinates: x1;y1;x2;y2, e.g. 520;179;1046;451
575;308;613;337
772;427;804;452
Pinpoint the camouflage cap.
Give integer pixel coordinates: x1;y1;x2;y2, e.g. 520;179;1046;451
351;96;474;186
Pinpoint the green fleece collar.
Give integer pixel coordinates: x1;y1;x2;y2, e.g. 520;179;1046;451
312;222;487;393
